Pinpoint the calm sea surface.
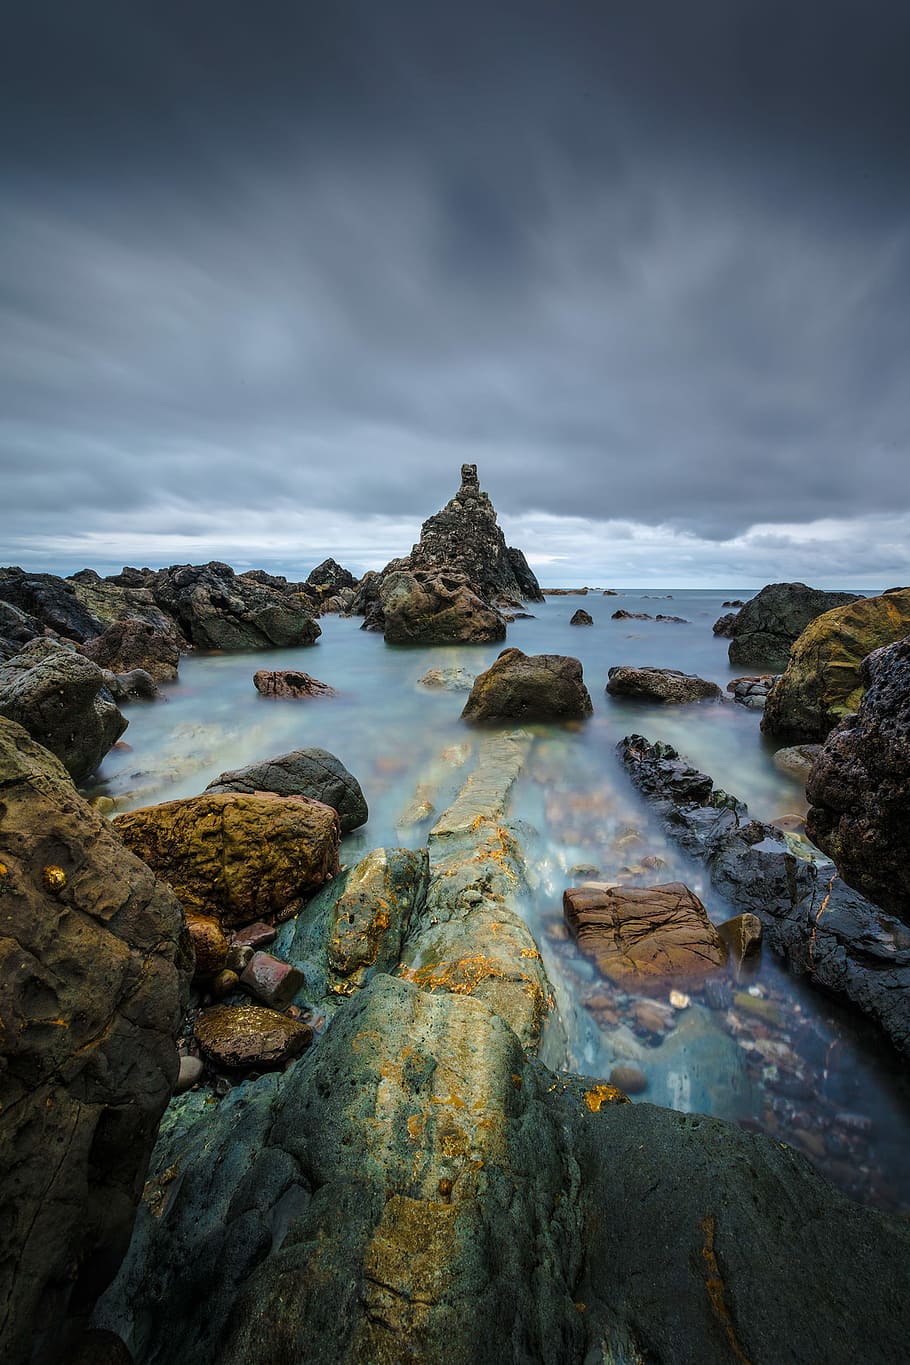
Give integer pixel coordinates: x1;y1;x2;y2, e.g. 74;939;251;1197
91;589;910;1213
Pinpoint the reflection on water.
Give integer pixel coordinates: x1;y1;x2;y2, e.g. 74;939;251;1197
93;589;910;1214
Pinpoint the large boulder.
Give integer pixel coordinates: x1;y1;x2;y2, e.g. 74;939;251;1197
563;882;728;986
0;567;104;643
150;562;321;650
67;570;183;640
79;619;181;683
726;582;858;670
806;636;910;922
380;567;507;644
606;666;722;703
0;638;127;783
306;558;358;594
0;718;191;1365
206;747;368;834
712;611;738;637
462;648;593;723
762;588;910;741
112;791;340;928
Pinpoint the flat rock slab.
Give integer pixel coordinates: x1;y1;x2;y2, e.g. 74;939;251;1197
113;791;340;927
564;882;728;987
194;1003;312;1069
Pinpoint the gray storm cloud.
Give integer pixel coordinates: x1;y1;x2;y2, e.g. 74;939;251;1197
1;2;908;574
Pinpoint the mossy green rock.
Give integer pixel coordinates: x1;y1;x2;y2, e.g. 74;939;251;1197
762;588;910;741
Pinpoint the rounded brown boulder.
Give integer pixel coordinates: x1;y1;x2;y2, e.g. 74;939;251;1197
461;648;593;722
194;1003;313;1069
113;791;340;927
185;913;229;977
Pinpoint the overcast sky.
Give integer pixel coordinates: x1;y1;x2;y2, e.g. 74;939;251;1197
2;2;908;586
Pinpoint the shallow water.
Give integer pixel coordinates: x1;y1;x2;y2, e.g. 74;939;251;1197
92;589;910;1213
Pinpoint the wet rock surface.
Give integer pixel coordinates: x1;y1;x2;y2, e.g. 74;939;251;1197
806;635;910;922
606;665;722;704
564;882;728;987
252;669;337;699
462;648;593;723
206;746;368;834
727;582;858;671
762;588;910;741
0;638;128;783
618;733;910;1056
193;1003;312;1069
0;718;191;1365
113;791;340;927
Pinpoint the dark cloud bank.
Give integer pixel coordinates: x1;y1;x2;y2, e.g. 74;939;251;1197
1;2;908;583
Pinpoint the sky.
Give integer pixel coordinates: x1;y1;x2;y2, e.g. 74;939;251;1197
1;1;908;588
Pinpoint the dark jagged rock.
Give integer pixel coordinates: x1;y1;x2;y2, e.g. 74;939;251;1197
104;567;157;588
726;674;776;709
0;718;191;1365
505;546;543;601
380;567;507;644
68;575;183;640
0;599;42;659
100;668;161;703
570;608;593;625
712;612;738;637
306;558;358;593
0;566;105;643
806;636;910;923
611;609;652;620
762;588;910;742
462;648;593;722
606;666;722;704
0;638;127;782
618;734;910;1056
726;582;859;670
150;562;321;650
79;619;181;683
206;747;368;834
252;669;337;699
655;614;689;624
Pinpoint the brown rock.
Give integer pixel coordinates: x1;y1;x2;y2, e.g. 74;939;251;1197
194;1004;313;1070
239;952;306;1008
253;669;337;698
609;1064;648;1095
185;913;229;977
80;618;181;683
717;912;763;970
462;648;593;723
605;666;722;704
563;882;728;987
113;791;340;927
211;969;240;998
230;920;278;949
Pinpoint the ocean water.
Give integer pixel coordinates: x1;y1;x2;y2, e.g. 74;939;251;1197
91;589;910;1212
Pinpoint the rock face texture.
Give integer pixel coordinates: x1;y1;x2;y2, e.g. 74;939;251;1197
569;608;593;625
564;882;728;987
0;718;191;1365
712;612;738;637
606;666;722;704
806;636;910;922
252;669;337;699
762;588;910;741
112;792;340;928
194;1004;312;1070
0;639;127;783
150;561;321;650
379;567;507;644
206;747;368;834
618;734;910;1056
305;558;358;593
79;620;181;683
0;567;107;643
462;649;593;723
726;582;858;670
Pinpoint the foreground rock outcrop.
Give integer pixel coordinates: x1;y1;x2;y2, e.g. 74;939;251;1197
618;734;910;1056
762;588;910;741
806;636;910;922
0;639;127;783
0;719;191;1365
113;792;340;927
206;747;368;834
462;649;593;723
726;582;858;670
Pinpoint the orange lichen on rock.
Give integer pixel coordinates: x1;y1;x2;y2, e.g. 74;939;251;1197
583;1083;630;1112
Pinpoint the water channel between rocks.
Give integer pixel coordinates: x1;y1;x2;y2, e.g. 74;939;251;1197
91;589;910;1215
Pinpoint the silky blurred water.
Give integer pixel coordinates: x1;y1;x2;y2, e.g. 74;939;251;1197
92;589;910;1212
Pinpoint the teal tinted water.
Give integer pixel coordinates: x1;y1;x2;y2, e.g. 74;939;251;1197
92;589;910;1212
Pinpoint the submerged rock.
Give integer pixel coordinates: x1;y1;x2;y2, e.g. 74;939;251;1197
618;733;910;1056
462;648;593;723
806;635;910;922
113;792;340;928
252;669;337;699
0;638;127;782
606;665;722;704
564;882;728;987
206;747;368;834
418;665;476;691
0;718;190;1364
762;588;910;741
380;566;507;644
727;582;859;671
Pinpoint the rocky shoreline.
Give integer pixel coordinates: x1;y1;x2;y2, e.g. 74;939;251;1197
3;477;910;1364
